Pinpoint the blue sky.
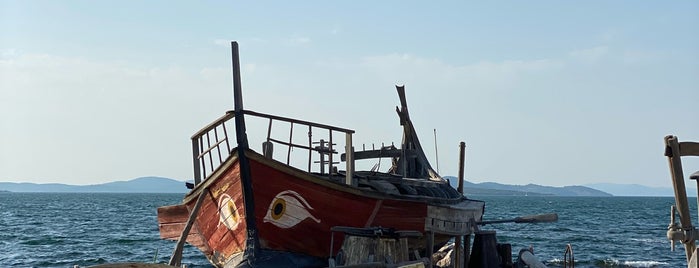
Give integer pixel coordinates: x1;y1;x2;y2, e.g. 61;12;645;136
1;1;697;187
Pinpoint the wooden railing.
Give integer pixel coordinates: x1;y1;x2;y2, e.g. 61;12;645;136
191;110;356;186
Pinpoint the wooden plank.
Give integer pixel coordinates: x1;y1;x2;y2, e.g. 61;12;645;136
340;236;411;265
160;223;189;238
424;218;473;236
340;148;402;161
679;141;699;157
424;202;483;236
426;203;483;223
157;204;189;224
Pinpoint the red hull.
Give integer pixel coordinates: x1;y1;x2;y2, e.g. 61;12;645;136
158;149;483;267
158;155;248;266
249;151;429;257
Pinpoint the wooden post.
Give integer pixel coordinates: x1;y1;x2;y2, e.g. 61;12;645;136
320;139;326;174
192;138;201;185
329;129;334;177
464;234;471;267
426;230;434;268
665;135;696;261
665;135;699;262
308;125;312;172
169;189;208;266
345;133;354;185
457;142;465;194
455;141;466;268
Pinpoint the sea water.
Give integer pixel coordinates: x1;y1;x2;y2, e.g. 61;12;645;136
0;192;693;267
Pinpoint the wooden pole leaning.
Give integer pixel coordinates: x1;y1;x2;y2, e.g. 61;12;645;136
169;188;209;266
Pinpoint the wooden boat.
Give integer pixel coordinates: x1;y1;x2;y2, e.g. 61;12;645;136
157;42;485;268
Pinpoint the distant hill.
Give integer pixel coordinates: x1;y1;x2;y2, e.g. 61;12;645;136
584;183;693;197
0;177;189;193
3;176;626;196
444;176;612;196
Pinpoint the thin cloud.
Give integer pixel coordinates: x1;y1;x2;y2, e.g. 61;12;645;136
0;53;231;184
622;49;664;64
0;48;19;58
285;36;311;46
214;37;268;47
330;26;341;35
569;46;609;63
213;39;231;47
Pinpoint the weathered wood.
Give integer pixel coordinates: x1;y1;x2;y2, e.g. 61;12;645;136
346;133;354;185
191;111;235;140
193;138;202;184
424;218;472;236
244;109;355;134
329;130;334;176
341;148;403;161
197;138;228;159
169;188;208;266
340;236;411;265
158;222;201;239
665;135;696;261
679;141;699;157
454;141;466;268
463;234;471;268
157;204;209;249
455;141;466;268
427;203;484;223
426;231;434;268
457;142;465;195
157;204;189;224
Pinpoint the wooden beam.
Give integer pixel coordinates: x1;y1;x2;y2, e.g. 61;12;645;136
665;135;696;261
169;188;208;266
341;148;403;161
679;141;699;157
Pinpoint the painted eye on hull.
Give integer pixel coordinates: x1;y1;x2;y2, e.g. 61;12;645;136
218;193;240;230
263;190;320;228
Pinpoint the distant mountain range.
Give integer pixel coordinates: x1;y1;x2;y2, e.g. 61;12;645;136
0;176;683;197
0;177;189;193
583;183;693;197
444;176;612;196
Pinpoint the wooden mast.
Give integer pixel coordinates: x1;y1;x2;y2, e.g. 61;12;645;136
231;41;260;263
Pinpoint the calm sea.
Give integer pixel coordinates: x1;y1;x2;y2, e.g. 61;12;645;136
0;193;694;267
